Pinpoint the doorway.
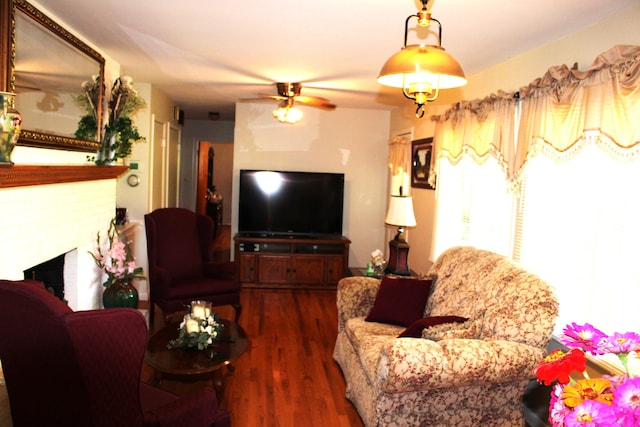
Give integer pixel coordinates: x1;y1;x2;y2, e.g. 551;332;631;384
196;141;234;226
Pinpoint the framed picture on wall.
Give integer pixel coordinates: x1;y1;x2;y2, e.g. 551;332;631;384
411;138;435;190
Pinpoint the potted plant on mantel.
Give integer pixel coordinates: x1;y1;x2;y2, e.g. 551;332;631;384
75;76;146;165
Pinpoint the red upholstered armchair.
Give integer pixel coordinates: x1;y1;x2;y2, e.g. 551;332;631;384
0;279;230;427
144;208;241;325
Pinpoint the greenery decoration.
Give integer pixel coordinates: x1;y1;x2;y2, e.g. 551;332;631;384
75;75;146;165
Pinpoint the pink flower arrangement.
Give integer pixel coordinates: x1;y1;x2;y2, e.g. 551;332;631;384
90;218;144;288
533;323;640;426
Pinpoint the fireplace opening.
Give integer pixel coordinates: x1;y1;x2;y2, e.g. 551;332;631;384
23;254;66;303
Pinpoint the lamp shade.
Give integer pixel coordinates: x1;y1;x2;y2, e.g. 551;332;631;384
377;44;467;90
385;195;417;227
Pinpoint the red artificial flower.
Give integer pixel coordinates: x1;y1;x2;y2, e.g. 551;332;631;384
533;348;587;386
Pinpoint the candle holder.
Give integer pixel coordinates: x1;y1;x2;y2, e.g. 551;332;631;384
167;301;223;350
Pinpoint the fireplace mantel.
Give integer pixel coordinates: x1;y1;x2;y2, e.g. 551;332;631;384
0;165;128;188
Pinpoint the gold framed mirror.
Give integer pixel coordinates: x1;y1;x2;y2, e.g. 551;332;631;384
0;0;105;152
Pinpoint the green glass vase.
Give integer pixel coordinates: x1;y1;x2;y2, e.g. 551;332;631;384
102;280;138;308
0;92;22;165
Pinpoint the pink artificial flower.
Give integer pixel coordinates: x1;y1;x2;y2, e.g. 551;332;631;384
562;323;608;356
108;239;127;263
614;377;640;427
549;383;571;426
564;400;617;426
603;332;640;355
126;261;136;275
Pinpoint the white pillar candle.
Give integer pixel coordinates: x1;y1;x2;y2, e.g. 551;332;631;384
184;314;200;334
192;305;205;319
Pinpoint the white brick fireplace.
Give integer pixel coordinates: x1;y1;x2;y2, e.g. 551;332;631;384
0;171;121;311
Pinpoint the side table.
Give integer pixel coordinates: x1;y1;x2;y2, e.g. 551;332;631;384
348;267;420;278
145;318;248;399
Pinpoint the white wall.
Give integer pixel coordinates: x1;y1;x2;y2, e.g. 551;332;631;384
389;3;640;272
232;103;391;267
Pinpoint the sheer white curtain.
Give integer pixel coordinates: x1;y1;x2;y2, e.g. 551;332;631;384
431;45;640;341
516;137;640;336
433;156;515;259
431;91;517;260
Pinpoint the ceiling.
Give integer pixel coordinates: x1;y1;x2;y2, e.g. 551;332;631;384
33;0;637;121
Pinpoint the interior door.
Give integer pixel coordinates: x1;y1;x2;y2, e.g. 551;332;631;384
166;123;181;208
149;115;165;212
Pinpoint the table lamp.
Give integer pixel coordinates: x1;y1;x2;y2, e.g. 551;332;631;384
384;189;417;276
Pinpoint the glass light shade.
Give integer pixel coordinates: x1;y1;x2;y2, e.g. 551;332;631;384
377;44;467;90
385;195;417;227
273;106;303;124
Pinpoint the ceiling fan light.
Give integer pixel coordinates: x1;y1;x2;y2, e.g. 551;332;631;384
273;106;303;124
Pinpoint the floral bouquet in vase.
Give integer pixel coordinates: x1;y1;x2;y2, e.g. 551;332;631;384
533;323;640;426
90;218;144;288
168;301;224;351
90;218;144;308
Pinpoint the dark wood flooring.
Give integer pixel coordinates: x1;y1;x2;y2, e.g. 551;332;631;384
141;226;364;426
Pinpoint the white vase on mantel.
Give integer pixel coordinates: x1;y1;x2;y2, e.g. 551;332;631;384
95;132;117;166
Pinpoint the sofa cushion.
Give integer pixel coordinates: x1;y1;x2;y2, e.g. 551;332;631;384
421;318;483;341
398;315;469;338
365;276;434;327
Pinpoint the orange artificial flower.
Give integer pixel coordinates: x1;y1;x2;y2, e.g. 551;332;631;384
561;378;614;408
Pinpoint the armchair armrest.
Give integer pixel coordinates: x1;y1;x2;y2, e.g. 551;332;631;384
336;277;381;332
149;265;173;291
378;338;546;393
204;261;236;279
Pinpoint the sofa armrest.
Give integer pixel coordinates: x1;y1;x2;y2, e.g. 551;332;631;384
378;338;546;393
336;276;380;332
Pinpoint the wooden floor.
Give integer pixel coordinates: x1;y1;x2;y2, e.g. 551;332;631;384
141;226;364;426
144;288;364;426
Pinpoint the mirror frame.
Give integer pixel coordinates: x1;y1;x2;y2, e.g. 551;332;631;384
0;0;105;152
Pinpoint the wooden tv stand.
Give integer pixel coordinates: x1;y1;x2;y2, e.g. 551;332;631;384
234;234;350;288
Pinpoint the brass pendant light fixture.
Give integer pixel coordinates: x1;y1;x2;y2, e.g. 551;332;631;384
377;0;467;118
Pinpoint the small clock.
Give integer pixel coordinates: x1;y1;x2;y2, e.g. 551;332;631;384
127;174;140;187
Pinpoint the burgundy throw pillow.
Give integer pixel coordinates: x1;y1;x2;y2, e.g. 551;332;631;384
398;315;469;338
364;276;434;327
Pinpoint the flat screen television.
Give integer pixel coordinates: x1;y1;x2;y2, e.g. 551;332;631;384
238;169;345;238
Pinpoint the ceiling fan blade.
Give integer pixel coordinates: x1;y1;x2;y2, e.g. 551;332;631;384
257;94;287;101
296;96;336;110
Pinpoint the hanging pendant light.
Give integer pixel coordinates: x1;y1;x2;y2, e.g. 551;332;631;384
378;0;466;118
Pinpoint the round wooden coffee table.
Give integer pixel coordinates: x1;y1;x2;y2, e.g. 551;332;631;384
145;318;248;396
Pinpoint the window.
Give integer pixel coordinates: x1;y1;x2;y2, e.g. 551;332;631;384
515;140;640;336
433;156;515;259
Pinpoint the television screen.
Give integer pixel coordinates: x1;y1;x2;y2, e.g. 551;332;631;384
238;169;345;238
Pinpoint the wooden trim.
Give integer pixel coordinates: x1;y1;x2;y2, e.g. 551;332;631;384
0;165;128;188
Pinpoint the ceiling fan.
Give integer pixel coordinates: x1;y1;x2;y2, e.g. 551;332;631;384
256;82;337;111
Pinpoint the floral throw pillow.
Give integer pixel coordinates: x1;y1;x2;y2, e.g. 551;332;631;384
421;318;483;341
398;315;469;338
364;276;435;327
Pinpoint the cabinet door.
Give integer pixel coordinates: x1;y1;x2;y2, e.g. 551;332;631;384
258;255;289;284
292;256;325;284
326;255;345;285
238;254;257;283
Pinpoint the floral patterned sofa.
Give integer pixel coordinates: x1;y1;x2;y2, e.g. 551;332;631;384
333;246;559;427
